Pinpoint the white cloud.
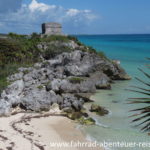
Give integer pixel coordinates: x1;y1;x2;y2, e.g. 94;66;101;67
0;0;98;34
29;0;52;12
66;9;80;17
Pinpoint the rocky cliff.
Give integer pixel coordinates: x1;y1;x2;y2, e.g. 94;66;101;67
0;36;131;117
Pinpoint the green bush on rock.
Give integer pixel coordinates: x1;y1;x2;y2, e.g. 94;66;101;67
0;63;32;93
67;112;83;120
41;35;70;43
37;85;44;90
68;77;85;84
43;44;72;59
66;111;95;125
78;117;95;125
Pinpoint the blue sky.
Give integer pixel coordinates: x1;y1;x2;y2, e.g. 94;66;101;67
0;0;150;34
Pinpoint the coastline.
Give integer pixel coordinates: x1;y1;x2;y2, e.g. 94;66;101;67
0;112;103;150
85;78;150;150
0;34;131;150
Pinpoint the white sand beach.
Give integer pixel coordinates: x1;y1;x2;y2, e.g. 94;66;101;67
0;111;103;150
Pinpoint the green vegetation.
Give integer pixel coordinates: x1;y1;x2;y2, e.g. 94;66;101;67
0;63;32;93
67;112;82;120
0;33;107;66
41;35;70;43
0;33;107;93
86;46;108;60
0;32;41;66
22;70;30;75
68;77;85;84
0;33;41;92
37;85;44;90
66;111;95;125
43;44;72;59
90;104;109;116
67;35;83;45
86;46;97;53
97;51;108;59
44;81;51;87
78;117;95;125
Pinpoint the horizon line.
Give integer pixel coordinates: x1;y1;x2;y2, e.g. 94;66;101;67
71;33;150;36
1;33;150;36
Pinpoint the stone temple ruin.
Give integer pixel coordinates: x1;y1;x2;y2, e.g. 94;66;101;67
42;22;62;35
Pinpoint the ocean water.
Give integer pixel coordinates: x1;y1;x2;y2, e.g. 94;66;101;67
76;35;150;150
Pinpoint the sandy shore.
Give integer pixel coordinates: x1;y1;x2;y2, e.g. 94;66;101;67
0;111;103;150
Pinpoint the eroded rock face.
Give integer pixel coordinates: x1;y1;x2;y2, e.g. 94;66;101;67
22;89;57;111
0;49;130;116
1;80;24;105
0;100;11;116
90;104;109;116
90;72;111;89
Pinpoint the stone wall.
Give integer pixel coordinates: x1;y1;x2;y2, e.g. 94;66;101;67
42;23;62;35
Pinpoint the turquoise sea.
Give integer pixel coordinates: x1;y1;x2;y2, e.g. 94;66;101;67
76;35;150;150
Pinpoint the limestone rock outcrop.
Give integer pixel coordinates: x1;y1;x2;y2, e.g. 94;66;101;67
0;42;130;116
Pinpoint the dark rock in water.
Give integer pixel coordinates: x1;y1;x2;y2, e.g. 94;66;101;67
90;104;109;116
101;60;131;80
75;93;93;103
113;63;131;80
78;117;95;125
112;100;119;103
66;110;93;125
67;112;83;120
80;109;89;118
108;94;114;96
95;82;111;90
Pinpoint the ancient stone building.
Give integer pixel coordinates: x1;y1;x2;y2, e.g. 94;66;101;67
42;22;62;35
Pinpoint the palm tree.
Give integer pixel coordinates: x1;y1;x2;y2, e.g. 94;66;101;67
127;58;150;133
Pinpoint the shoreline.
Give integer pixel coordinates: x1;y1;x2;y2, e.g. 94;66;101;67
0;112;104;150
0;34;131;150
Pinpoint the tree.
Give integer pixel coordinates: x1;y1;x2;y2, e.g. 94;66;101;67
127;58;150;133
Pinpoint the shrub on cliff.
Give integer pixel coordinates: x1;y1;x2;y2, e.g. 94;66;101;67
42;44;72;59
0;38;40;66
41;35;70;43
0;33;41;92
0;33;108;93
67;35;83;45
69;77;85;84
